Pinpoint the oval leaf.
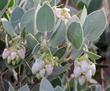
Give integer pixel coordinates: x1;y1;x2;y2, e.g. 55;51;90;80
36;3;55;32
11;6;24;28
21;8;37;34
83;9;107;41
2;18;16;36
50;20;66;47
40;78;54;91
67;22;83;49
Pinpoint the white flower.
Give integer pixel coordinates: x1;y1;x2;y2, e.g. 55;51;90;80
80;60;90;73
90;63;96;75
45;64;53;75
39;69;45;77
78;76;86;85
10;51;17;60
74;66;81;78
32;62;39;74
73;58;96;85
53;7;71;21
54;8;62;18
32;59;44;74
18;47;26;59
85;70;92;80
2;48;10;59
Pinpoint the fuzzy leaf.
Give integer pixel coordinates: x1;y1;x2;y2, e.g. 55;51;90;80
2;18;16;36
67;22;83;49
36;3;55;32
21;8;37;34
18;85;30;91
40;78;54;91
50;20;66;47
55;86;64;91
83;9;106;41
11;6;24;27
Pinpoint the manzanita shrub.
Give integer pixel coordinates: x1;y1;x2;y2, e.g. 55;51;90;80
0;0;108;91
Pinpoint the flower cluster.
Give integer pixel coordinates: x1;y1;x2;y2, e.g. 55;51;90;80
73;59;97;85
2;47;26;65
32;58;53;79
53;7;71;22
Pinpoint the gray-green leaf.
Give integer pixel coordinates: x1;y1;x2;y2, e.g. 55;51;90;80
2;18;16;37
21;8;36;34
50;19;66;47
83;9;107;41
36;3;55;32
40;78;54;91
11;6;24;28
67;22;83;49
55;86;64;91
18;85;30;91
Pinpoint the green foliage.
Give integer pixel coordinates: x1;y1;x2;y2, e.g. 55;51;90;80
0;0;8;10
8;0;14;8
87;0;103;13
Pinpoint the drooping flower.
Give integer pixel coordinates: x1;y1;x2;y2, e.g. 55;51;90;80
18;47;26;59
2;48;10;59
80;60;90;73
10;51;17;60
73;59;96;85
32;58;45;74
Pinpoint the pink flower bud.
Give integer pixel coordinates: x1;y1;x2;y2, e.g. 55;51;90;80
18;47;26;59
45;64;53;75
11;51;17;60
2;48;10;59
